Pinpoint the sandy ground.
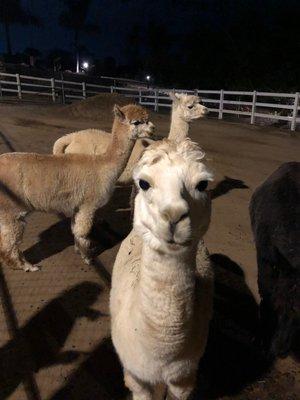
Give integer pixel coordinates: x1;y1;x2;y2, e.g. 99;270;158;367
0;99;299;400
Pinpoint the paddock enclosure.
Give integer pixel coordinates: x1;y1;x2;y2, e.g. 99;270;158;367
0;97;299;399
0;72;299;131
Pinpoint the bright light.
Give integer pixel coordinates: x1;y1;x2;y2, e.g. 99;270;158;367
146;75;151;81
82;61;89;69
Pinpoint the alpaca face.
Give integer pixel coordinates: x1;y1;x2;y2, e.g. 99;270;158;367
114;104;155;140
133;139;213;254
170;93;208;122
129;119;155;138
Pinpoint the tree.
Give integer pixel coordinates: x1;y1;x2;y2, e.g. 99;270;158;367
0;0;40;55
24;47;41;66
59;0;100;73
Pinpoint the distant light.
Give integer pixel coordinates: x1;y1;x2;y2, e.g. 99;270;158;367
82;61;89;69
146;75;151;81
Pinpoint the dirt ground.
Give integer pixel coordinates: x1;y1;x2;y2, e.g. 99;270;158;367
0;99;299;400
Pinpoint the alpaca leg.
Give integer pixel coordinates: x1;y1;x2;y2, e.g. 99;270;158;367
0;216;38;272
153;383;167;400
124;370;153;400
72;207;95;264
166;374;196;400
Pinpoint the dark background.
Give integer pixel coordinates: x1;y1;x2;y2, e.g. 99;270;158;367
0;0;299;90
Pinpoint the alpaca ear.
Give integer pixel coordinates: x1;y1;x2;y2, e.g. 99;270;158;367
113;104;125;120
169;92;182;102
169;92;178;101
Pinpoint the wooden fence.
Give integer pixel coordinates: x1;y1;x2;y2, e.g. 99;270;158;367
0;72;299;131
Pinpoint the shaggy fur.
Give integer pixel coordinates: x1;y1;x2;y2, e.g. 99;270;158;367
250;162;300;358
0;104;152;272
110;139;214;400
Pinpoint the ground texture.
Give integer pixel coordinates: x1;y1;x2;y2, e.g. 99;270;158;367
0;98;299;400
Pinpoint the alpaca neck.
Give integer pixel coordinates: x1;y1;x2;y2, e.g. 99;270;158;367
137;242;197;334
168;107;189;142
103;120;135;180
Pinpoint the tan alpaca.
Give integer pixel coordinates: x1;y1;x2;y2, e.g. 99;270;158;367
110;139;214;400
0;104;152;272
53;113;155;186
52;93;208;185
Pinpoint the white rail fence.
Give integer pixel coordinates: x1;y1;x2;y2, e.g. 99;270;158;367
0;72;299;131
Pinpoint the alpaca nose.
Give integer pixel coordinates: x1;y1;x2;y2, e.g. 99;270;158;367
162;205;189;227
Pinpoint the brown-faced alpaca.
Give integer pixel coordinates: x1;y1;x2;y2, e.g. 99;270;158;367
110;139;214;400
52;93;208;185
0;104;152;272
53;109;155;186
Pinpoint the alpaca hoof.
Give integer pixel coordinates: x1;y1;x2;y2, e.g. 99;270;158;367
24;264;40;272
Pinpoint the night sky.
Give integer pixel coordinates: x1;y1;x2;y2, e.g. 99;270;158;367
0;0;196;63
1;1;299;90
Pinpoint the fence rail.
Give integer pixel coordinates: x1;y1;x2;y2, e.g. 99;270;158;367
0;72;299;131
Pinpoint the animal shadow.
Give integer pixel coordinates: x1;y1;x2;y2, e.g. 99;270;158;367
0;281;103;400
49;337;127;400
25;185;133;265
24;218;74;264
210;176;249;200
195;254;271;399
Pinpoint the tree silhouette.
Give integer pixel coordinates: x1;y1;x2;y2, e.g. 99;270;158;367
0;0;41;55
59;0;100;73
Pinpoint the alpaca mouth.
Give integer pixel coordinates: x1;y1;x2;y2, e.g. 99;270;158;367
166;239;192;248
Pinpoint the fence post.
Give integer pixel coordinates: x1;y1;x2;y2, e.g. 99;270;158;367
16;74;22;99
110;85;114;94
194;89;198;96
139;89;142;104
82;82;86;99
154;89;158;112
291;92;299;132
60;72;65;104
51;78;56;103
218;89;224;119
250;90;257;124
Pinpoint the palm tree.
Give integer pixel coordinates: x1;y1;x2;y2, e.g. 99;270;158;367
0;0;40;55
59;0;100;73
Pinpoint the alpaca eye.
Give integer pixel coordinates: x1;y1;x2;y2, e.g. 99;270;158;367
196;180;208;191
139;179;150;191
188;105;194;109
132;121;142;126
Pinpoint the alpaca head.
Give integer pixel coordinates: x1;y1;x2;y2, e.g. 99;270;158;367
133;139;213;255
169;92;208;122
113;104;155;139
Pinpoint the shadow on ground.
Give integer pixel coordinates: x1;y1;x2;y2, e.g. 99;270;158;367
210;176;249;200
195;254;271;399
24;186;133;266
49;337;127;400
48;254;271;400
24;218;74;265
0;281;103;400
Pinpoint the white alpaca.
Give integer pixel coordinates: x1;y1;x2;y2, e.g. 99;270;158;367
168;92;208;142
110;139;214;400
0;104;151;272
52;94;208;185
